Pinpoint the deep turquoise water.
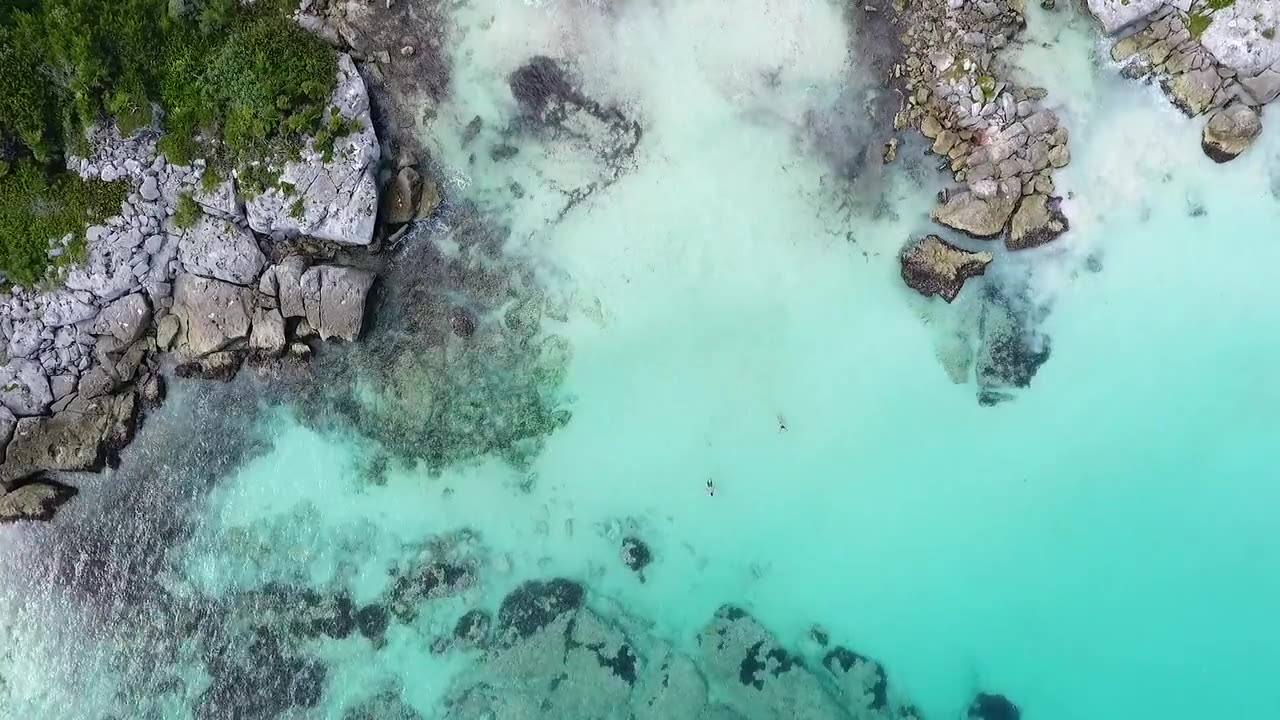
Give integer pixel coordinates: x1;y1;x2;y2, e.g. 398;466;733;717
2;1;1278;718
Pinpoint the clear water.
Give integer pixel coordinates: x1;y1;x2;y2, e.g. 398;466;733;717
3;1;1279;718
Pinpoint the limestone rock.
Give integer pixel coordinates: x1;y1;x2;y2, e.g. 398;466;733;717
0;359;53;417
0;479;77;523
300;265;375;342
0;391;137;485
1086;0;1163;34
1240;69;1280;105
249;307;287;356
1007;194;1069;250
92;293;152;345
157;314;181;351
1202;103;1262;163
171;274;254;356
931;190;1018;238
180;215;266;286
0;406;15;459
1165;69;1222;116
382;167;422;225
901;235;993;302
244;55;380;246
1201;0;1280;77
274;256;310;319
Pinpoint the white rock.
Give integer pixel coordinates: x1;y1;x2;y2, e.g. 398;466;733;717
0;359;53;417
1202;0;1280;77
179;215;266;286
1086;0;1163;34
243;54;380;246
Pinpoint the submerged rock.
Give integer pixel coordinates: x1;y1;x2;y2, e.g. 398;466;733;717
496;577;585;640
1201;104;1262;163
931;190;1018;238
0;477;77;523
244;54;380;246
382;166;422;225
969;692;1021;720
621;536;652;574
900;235;993;303
975;293;1050;404
0;391;137;485
1007;194;1069;250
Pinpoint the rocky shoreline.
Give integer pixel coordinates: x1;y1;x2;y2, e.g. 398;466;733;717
0;36;438;522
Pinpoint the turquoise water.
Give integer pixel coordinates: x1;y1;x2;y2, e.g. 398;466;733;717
2;1;1279;718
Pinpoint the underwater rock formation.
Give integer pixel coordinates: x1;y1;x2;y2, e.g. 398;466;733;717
901;235;993;302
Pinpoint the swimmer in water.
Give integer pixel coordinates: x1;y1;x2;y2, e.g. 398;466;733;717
777;414;788;432
706;479;715;496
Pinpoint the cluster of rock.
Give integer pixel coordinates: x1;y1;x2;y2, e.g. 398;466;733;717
438;577;1024;720
1092;0;1276;162
886;0;1074;303
0;52;386;523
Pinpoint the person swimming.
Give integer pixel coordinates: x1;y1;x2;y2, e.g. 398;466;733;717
706;479;715;496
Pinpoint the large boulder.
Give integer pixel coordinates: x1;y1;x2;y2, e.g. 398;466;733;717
0;359;53;417
900;235;992;302
1164;69;1222;117
1201;0;1280;77
300;265;375;342
244;54;380;246
171;273;254;356
272;256;310;319
92;292;152;345
1007;194;1069;250
249;307;287;356
179;215;266;286
0;391;137;485
1086;0;1163;34
1201;104;1262;163
931;190;1018;238
0;478;77;523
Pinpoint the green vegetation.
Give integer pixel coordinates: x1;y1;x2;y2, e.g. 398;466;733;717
0;161;126;284
288;197;305;219
173;190;199;229
0;0;340;284
1205;0;1234;10
1188;11;1213;39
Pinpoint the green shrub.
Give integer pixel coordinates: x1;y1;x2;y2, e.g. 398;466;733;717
173;190;199;229
0;160;126;285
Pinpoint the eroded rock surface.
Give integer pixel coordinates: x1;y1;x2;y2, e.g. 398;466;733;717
179;215;266;286
931;191;1019;238
0;477;77;523
0;390;137;485
1202;103;1262;162
244;54;380;245
1007;194;1069;250
901;235;993;302
300;265;375;342
172;274;254;356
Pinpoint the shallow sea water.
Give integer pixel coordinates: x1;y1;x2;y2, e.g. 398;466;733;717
2;1;1279;718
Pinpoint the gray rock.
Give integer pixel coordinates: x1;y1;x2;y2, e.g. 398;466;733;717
1086;0;1163;34
140;175;161;201
156;314;181;351
901;235;993;303
0;480;77;523
930;190;1019;238
300;265;375;342
50;374;77;401
249;307;287;356
42;293;100;327
274;257;309;319
179;215;266;286
0;391;137;485
171;274;254;356
382;166;422;225
1022;109;1059;136
0;406;15;460
92;293;151;345
0;359;53;416
1202;103;1263;162
1239;68;1280;105
1165;69;1222;116
244;55;380;246
78;366;117;400
7;320;42;358
1201;0;1280;76
1007;194;1070;250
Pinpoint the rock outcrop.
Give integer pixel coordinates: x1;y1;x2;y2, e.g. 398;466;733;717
244;54;380;245
931;191;1019;238
179;215;266;286
0;359;54;416
1095;1;1279;161
92;292;152;345
901;235;993;303
0;390;137;485
0;478;77;523
300;265;375;342
1007;194;1069;250
1202;103;1262;162
171;274;254;356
